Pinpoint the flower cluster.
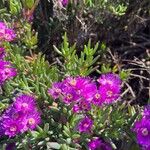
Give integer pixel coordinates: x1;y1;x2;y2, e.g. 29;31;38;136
133;105;150;149
0;94;41;137
48;73;121;135
0;60;17;85
0;21;17;85
0;22;16;42
48;73;121;113
88;138;112;150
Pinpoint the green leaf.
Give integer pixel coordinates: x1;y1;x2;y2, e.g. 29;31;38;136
30;131;40;138
47;142;61;149
44;123;50;132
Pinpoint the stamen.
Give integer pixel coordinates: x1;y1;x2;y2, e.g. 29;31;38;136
28;118;35;125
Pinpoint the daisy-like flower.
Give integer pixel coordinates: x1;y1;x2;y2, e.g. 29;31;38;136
0;47;5;59
48;82;63;99
2;118;25;137
88;138;112;150
63;77;77;87
78;116;93;133
0;94;41;137
63;76;91;93
0;61;17;85
13;94;36;113
0;22;16;42
133;118;150;147
92;91;103;106
78;99;91;111
97;73;121;104
48;74;122;109
98;84;120;104
0;67;17;81
3;107;25;121
98;73;121;87
26;110;41;130
62;86;79;104
4;28;16;42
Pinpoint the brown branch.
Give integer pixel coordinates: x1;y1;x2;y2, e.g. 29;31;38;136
116;41;150;52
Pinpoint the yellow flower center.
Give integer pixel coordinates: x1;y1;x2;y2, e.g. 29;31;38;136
84;123;89;128
10;126;17;132
107;91;113;97
95;93;100;99
55;88;61;93
22;103;28;108
70;79;77;86
28;118;35;125
67;94;73;99
142;128;149;136
107;80;113;85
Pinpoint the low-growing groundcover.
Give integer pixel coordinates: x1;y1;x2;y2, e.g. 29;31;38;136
0;1;149;150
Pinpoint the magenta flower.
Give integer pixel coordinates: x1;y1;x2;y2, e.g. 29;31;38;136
0;61;17;85
0;67;17;81
0;47;5;59
92;91;103;106
4;29;16;42
72;100;91;113
98;73;121;87
13;94;36;113
64;76;91;92
48;82;63;99
26;110;41;129
0;60;10;68
78;99;91;111
0;22;6;29
98;83;120;104
3;118;25;137
48;74;122;110
0;94;41;137
78;116;93;133
61;84;80;104
133;118;150;147
0;21;16;42
0;22;7;40
88;138;112;150
3;108;25;121
143;105;150;119
81;82;97;100
72;104;80;113
96;73;121;104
